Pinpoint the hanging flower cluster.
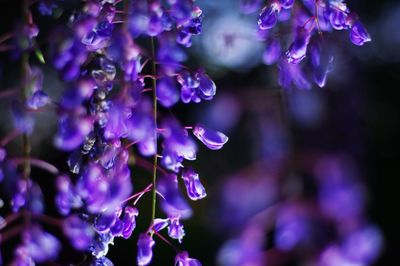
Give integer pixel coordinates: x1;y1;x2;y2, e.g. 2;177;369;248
0;0;228;265
241;0;371;89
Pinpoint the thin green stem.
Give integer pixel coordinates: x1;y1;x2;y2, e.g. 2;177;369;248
22;0;32;227
150;36;158;226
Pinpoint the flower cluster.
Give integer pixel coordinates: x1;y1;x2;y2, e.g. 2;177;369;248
0;0;227;265
243;0;371;89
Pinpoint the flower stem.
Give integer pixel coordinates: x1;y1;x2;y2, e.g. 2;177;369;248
22;0;32;228
9;157;59;175
150;36;158;226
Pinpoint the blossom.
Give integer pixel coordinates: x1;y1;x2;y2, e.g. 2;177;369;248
286;27;312;64
181;167;207;201
158;174;193;219
137;233;155;266
20;226;61;263
192;125;228;150
349;20;371;46
175;251;202;266
258;4;280;30
168;216;185;243
63;215;95;250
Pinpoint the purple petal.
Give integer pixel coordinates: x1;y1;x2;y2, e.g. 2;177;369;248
121;206;139;239
175;251;202;266
195;70;216;99
11;100;34;134
168;216;185;243
192;125;228;150
152;218;169;232
63;215;95;250
286;27;311;64
329;8;348;30
27;90;50;110
95;210;120;233
24;226;60;262
55;115;94;151
258;4;280;30
158;174;193;219
181;168;207;201
342;225;383;264
279;0;294;9
137;233;155;266
349;20;371;46
263;38;281;65
157;77;180;107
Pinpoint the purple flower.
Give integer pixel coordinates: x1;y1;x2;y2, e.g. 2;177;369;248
275;205;309;251
181;168;206;201
157;77;180;107
192;124;228;150
318;181;365;222
329;5;349;30
91;233;114;258
91;257;114;266
23;226;61;263
95;209;121;233
27;90;50;110
349;20;371;46
169;0;193;24
60;78;96;110
161;148;184;173
178;69;216;103
89;233;112;259
54;114;94;151
104;99;132;140
178;70;200;89
38;0;58;16
309;41;334;87
158;174;193;219
168;216;185;243
258;4;280;30
278;58;311;90
195;70;216;100
137;233;155;266
162;118;197;161
157;33;187;74
286;27;311;64
120;206;139;239
11;178;29;212
56;174;84;215
263;38;281;65
50;30;88;81
128;1;150;37
152;218;169;232
64;215;95;250
279;0;294;9
342;225;383;264
11;100;34;134
126;98;156;148
175;251;202;266
12;245;34;265
76;164;109;213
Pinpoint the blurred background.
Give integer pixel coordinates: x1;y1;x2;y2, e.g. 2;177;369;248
1;0;399;265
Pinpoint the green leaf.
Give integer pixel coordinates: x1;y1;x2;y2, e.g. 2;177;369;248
35;48;45;64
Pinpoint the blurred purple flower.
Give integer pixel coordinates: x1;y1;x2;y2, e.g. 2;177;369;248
137;233;155;266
